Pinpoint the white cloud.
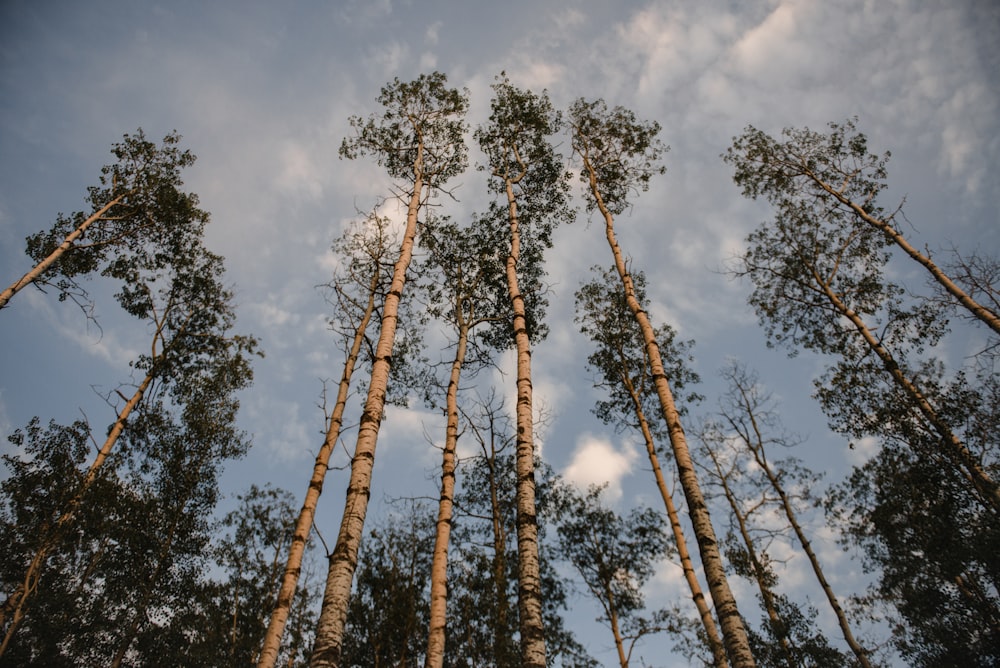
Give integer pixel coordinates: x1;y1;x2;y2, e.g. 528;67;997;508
562;433;638;501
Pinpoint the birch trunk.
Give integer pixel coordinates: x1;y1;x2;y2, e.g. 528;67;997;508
807;170;1000;336
309;160;424;668
624;376;728;667
503;178;547;668
582;164;756;668
424;319;469;668
257;268;379;668
729;378;873;668
0;196;125;310
812;267;1000;513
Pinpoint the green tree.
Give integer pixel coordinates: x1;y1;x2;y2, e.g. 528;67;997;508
197;485;320;668
311;72;469;668
552;483;673;668
569;98;756;668
340;502;435;668
0;240;258;656
575;265;727;667
475;74;573;668
726;119;1000;337
2;130;204;314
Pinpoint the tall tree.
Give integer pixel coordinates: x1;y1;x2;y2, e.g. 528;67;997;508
0;301;256;665
258;209;397;668
725;128;999;513
475;74;573;668
0;240;258;656
575;265;727;667
569;98;756;668
2;130;203;313
311;72;469;668
552;483;673;668
726;119;1000;336
419;214;507;668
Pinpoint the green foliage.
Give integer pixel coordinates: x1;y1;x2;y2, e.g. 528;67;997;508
568;98;667;215
23;129;205;307
339;71;469;187
340;502;435;668
575;265;701;436
475;75;575;349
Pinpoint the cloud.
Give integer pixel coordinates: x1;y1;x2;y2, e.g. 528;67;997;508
562;433;638;501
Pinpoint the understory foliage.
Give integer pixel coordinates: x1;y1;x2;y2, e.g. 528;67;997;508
2;73;998;668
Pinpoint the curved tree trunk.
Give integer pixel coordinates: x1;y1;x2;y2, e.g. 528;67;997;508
257;268;380;668
703;444;797;668
582;163;756;668
0;196;125;310
309;162;424;668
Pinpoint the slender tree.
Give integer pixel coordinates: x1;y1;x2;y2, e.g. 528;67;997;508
257;210;397;668
569;98;756;668
575;265;728;667
310;72;468;668
419;215;506;668
714;363;872;667
475;74;573;668
2;130;203;313
726;119;1000;336
0;241;258;656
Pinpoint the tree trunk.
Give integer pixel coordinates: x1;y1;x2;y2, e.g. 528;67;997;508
0;196;125;310
0;369;154;658
812;266;1000;513
703;445;797;668
583;164;756;668
424;319;469;668
807;169;1000;336
503;177;547;668
624;375;728;667
309;160;424;668
257;267;379;668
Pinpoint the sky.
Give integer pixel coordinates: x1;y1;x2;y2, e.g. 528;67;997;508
1;1;998;665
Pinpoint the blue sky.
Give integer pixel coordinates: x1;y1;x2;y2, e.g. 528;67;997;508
1;1;998;665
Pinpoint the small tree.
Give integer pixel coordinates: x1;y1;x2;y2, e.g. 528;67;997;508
553;484;673;668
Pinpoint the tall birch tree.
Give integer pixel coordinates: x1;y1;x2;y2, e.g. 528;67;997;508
257;210;398;668
310;72;469;668
569;98;756;668
575;266;728;668
726;119;1000;337
419;215;506;668
0;241;257;656
475;75;573;668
